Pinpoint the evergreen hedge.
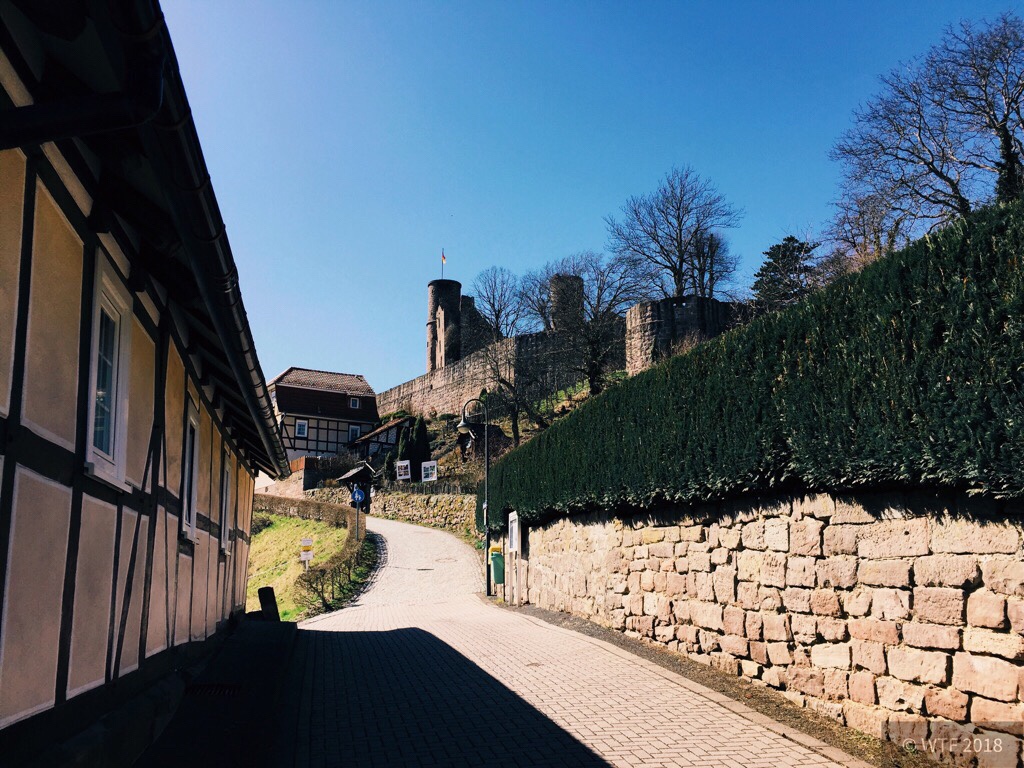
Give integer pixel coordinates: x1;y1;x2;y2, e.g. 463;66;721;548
480;203;1024;529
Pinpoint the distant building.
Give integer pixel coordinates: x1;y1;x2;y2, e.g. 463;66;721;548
270;367;379;463
352;415;414;459
0;2;288;762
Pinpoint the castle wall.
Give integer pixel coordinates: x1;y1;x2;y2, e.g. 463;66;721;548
626;296;734;376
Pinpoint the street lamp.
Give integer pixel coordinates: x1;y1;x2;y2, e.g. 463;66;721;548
457;398;490;597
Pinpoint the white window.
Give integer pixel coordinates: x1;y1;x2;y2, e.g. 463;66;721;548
349;397;359;409
219;450;233;552
86;253;132;488
181;402;199;541
348;425;361;443
295;419;308;439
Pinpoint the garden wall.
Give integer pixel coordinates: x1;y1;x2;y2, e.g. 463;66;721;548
307;488;477;539
506;491;1024;761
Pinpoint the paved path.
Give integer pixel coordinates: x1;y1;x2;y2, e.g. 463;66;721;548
274;516;866;768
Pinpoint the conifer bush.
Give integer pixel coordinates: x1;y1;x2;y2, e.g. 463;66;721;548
480;203;1024;528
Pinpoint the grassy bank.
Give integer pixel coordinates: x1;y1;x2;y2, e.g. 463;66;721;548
245;513;349;621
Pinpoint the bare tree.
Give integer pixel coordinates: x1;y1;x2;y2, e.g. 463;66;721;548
471;266;525;338
605;166;742;298
832;12;1024;236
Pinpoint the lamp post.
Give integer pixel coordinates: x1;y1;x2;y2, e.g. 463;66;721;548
457;398;490;597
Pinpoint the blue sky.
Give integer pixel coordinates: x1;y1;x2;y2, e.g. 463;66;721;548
162;1;1018;393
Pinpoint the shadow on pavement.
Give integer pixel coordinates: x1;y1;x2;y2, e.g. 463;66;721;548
270;627;611;768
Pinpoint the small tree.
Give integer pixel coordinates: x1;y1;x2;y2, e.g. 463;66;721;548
752;237;819;313
395;416;431;481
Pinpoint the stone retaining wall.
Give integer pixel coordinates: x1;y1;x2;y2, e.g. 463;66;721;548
513;493;1024;761
307;488;478;539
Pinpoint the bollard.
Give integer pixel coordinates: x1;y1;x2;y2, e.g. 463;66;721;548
257;586;281;622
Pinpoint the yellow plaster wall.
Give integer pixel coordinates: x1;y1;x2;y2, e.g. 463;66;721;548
118;516;148;675
206;528;219;635
126;319;155;489
173;555;192;646
198;407;212;516
67;496;116;697
146;507;169;657
0;469;71;727
108;509;137;676
163;344;184;494
190;534;209;641
22;183;81;449
0;150;25;417
210;432;223;526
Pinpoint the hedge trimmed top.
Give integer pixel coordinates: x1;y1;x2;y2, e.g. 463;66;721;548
482;203;1024;528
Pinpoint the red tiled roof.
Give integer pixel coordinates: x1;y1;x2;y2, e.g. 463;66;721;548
353;416;413;443
270;367;376;396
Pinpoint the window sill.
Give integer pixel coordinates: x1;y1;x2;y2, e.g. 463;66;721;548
84;462;132;493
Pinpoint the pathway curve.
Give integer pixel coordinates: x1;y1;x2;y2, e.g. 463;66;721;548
275;516;867;768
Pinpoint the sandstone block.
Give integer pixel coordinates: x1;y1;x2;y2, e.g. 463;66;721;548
794;494;833;519
673;599;691;622
931;519;1020;555
848;618;900;645
736;551;762;582
736;581;759;610
677;625;699;644
749;640;768;665
887;713;929;748
719;526;741;550
698;629;720;653
901;622;960;650
952;652;1020;702
871;588;912;620
720;634;749;658
762;667;784;688
842;701;888;738
970;697;1024;736
674;557;688;573
824;668;849;700
823;525;859;556
679;524;704;542
655;625;676;643
876;676;924;712
787;556;817;588
832;500;876;524
694;572;715;602
790;518;824;556
763;613;791;641
791;614;817;642
816;557;858;589
787;666;825;697
817;617;848;642
666;572;687;597
963;627;1024;660
662;526;682;543
649;541;675;558
924;686;968;720
927;720;978;763
710;653;740;675
765;518;789;551
853;640;887;674
723;605;745;636
858;518;930;559
641;571;655;591
740;659;762;679
641;528;665;544
981;559;1024;597
858;559;912;588
914;587;965;625
711;547;730;565
745;610;763;640
809;699;845;722
689;552;711;572
914;554;981;588
1008;598;1024;634
757;587;783;611
811;589;843;617
635;616;655;636
635;544;649;558
690;601;724;631
842;586;873;617
783;588;812;613
811;643;852;670
968;590;1007;629
712;566;736;603
741;520;765;550
643;593;658;616
761;552;787;588
886;647;949;684
653;572;668;592
767;641;792;665
848;670;876;704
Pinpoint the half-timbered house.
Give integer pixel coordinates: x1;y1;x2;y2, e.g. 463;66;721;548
0;0;289;760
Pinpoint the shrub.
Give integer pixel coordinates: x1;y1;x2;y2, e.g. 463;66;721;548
481;202;1024;528
250;513;274;537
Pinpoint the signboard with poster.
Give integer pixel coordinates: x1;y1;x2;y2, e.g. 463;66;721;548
421;461;438;482
395;460;411;481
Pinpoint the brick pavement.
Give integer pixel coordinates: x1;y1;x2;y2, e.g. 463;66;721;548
272;516;869;768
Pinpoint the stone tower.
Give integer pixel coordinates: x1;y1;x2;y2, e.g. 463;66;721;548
427;279;463;372
548;273;584;331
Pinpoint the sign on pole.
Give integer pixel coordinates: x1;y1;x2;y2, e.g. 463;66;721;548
395;460;411;481
421;461;438;482
352;488;365;504
300;537;314;567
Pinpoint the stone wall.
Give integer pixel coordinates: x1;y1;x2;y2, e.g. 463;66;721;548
307;488;478;538
512;493;1024;760
625;296;734;376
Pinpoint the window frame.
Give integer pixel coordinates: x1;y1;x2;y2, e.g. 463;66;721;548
219;448;233;553
295;419;308;439
349;396;359;409
348;424;361;443
85;253;132;490
181;400;200;541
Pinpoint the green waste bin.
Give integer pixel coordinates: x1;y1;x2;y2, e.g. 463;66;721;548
490;548;505;585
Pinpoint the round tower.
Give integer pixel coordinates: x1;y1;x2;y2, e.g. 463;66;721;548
549;273;584;331
426;279;462;372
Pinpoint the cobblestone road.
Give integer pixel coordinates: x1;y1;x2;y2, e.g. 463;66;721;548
275;516;867;768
